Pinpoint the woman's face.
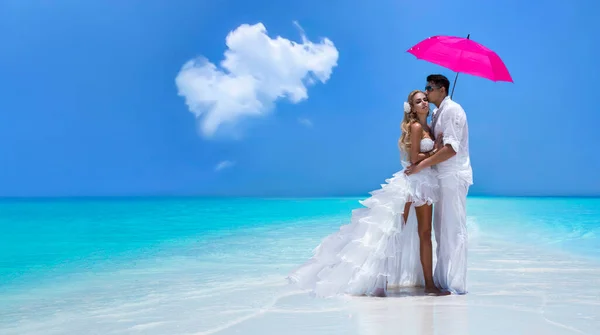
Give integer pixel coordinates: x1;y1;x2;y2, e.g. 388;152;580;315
412;92;429;116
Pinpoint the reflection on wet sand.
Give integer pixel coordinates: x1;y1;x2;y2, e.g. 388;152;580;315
347;287;468;335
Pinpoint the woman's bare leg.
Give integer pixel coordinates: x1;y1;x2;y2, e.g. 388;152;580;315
415;204;449;296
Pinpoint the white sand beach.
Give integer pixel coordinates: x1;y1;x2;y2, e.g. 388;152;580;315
191;237;599;335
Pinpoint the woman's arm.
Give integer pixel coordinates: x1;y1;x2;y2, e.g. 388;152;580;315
409;122;428;164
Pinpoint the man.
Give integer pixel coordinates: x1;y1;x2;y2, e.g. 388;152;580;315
404;74;473;294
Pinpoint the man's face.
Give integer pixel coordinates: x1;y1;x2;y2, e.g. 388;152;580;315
425;81;444;105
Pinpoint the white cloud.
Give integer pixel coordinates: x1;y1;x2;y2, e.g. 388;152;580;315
298;117;313;128
214;160;235;172
175;22;339;138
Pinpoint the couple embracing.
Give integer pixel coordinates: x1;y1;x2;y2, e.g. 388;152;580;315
287;74;473;297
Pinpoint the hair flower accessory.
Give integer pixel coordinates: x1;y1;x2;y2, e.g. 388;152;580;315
403;102;411;114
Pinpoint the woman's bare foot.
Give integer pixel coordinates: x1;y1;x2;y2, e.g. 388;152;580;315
424;286;450;296
373;287;387;297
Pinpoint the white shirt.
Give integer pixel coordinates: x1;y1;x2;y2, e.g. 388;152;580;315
431;96;473;185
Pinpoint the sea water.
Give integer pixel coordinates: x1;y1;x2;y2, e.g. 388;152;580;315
0;196;598;334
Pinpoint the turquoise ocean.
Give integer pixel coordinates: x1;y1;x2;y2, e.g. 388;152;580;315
1;196;599;334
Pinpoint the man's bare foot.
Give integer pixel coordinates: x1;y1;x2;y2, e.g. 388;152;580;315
424;286;451;296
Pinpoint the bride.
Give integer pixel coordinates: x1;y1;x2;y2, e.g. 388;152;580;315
287;90;449;297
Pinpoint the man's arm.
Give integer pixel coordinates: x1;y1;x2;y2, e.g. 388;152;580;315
405;106;465;174
411;152;430;164
411;144;456;170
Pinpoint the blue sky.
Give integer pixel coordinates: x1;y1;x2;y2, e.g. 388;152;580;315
1;0;598;197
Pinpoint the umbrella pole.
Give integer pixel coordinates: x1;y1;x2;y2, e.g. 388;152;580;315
451;72;460;99
450;33;470;99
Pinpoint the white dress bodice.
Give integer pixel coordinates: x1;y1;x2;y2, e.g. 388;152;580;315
419;138;434;153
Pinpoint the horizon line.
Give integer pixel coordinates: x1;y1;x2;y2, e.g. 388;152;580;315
1;194;599;201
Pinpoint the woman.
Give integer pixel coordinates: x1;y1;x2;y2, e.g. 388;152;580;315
287;90;446;297
397;90;449;296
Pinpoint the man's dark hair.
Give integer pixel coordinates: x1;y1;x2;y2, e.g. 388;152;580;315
427;74;450;96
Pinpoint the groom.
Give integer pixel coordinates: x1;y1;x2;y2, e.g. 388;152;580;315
405;74;473;294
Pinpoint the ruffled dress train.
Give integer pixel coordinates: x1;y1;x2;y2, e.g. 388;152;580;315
287;162;440;297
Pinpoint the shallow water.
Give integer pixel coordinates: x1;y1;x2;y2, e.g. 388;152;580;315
0;197;598;334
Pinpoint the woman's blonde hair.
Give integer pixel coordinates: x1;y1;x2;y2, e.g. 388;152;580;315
398;90;427;155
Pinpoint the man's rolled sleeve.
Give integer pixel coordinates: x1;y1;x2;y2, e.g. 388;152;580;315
442;108;465;153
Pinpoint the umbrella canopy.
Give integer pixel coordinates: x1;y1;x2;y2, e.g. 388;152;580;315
407;35;512;96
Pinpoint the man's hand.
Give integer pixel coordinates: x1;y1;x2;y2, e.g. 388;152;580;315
404;163;423;176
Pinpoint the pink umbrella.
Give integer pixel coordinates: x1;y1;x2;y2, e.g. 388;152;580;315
407;34;513;97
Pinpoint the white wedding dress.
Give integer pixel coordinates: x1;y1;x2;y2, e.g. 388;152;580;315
287;138;440;297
